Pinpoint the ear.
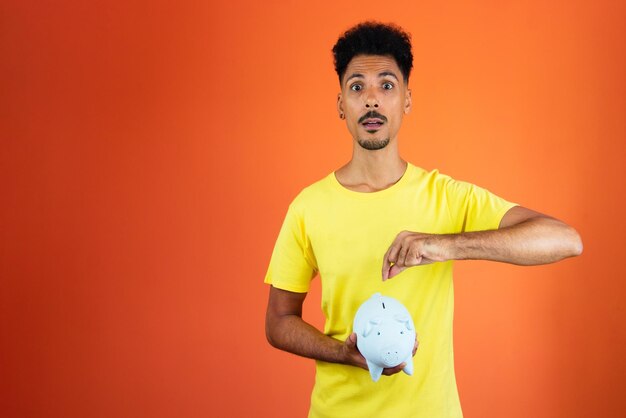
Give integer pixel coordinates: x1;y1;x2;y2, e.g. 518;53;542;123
394;313;413;330
364;317;382;337
404;89;412;114
337;92;344;118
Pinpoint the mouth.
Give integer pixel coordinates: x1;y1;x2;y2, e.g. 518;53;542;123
361;118;385;131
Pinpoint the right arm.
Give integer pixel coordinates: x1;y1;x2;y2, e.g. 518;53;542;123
265;285;411;375
265;285;366;367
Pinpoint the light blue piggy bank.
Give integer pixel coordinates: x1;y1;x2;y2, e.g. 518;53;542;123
353;292;416;382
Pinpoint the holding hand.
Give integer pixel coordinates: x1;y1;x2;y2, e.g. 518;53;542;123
382;231;452;281
342;332;419;377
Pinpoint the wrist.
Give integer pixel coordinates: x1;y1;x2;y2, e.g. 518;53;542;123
338;340;351;365
422;233;458;261
437;233;465;261
446;232;478;261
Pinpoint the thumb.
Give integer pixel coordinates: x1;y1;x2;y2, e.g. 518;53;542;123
346;332;357;347
388;264;406;279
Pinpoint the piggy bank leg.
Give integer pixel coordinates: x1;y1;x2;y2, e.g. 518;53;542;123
402;357;414;376
366;360;384;382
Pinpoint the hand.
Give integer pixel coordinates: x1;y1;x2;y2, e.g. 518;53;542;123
342;332;368;369
343;333;420;377
382;231;452;281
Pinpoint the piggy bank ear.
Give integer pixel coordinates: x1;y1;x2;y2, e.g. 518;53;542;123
364;317;382;337
394;314;413;331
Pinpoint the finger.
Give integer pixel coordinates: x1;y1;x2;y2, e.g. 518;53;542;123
396;241;409;267
418;257;435;266
405;243;425;267
383;232;411;281
388;264;405;280
407;239;429;267
346;332;357;348
382;362;407;376
382;246;392;281
387;233;406;265
345;333;367;368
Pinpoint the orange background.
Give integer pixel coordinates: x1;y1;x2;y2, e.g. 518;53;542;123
1;1;625;417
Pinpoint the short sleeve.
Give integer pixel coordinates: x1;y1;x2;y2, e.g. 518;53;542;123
264;202;318;293
444;178;518;232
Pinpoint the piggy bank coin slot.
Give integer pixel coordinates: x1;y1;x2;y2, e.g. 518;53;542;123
382;303;386;309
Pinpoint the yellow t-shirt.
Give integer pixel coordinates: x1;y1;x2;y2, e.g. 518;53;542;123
264;163;517;418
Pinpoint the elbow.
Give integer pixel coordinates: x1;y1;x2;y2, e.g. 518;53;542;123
266;328;278;348
566;225;583;258
265;321;276;347
573;234;583;257
265;315;281;349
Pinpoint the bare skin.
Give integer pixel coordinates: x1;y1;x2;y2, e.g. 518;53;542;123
265;54;583;377
266;286;418;375
382;206;583;280
335;55;410;192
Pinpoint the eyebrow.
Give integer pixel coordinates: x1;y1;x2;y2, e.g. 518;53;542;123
378;71;399;81
344;71;400;85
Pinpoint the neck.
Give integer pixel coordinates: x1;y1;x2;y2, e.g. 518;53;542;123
335;141;407;192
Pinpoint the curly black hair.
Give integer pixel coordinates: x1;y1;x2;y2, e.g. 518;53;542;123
332;21;413;85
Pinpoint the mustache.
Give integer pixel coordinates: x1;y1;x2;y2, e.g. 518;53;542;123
358;111;387;124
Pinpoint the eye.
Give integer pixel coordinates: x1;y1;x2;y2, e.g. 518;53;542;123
350;84;362;91
377;331;381;336
382;82;394;90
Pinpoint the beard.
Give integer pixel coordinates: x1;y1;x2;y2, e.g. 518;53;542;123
357;137;390;150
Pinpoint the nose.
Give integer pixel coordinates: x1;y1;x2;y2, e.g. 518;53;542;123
365;91;379;109
382;348;400;367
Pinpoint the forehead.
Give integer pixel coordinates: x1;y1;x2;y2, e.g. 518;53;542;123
343;55;402;82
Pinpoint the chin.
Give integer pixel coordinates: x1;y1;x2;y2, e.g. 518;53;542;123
357;137;390;150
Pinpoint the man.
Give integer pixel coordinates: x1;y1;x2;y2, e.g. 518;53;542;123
264;21;582;418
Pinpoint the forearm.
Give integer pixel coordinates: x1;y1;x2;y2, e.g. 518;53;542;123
446;216;583;265
266;314;352;365
265;285;364;367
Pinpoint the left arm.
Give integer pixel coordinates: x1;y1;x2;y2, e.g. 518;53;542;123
382;206;583;281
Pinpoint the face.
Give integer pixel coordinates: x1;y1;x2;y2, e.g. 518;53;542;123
337;55;412;150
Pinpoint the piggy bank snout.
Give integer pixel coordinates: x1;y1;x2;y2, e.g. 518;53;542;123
381;346;401;367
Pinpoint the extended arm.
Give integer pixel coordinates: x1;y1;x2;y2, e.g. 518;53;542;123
382;206;583;280
265;286;409;374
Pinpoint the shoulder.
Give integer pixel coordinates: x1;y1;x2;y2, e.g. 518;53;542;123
404;164;486;208
406;163;458;191
288;172;336;213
